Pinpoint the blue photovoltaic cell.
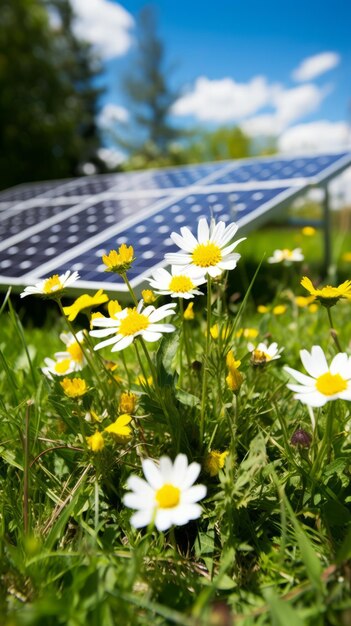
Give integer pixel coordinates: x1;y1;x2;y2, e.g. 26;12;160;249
0;203;76;240
212;153;349;185
0;197;162;277
0;179;69;203
48;187;292;287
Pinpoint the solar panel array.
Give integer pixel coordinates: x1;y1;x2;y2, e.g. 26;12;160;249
0;151;350;295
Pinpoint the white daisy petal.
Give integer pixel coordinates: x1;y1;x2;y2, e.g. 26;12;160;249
124;453;206;531
300;346;328;377
130;509;154;528
197;218;209;243
142;459;163;489
111;335;134;351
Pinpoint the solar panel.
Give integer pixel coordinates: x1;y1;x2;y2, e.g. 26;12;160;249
0;150;350;295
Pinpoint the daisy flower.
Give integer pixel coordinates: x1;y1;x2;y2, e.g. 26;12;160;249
102;244;135;274
284;345;351;407
90;300;176;352
267;248;304;264
248;341;283;365
42;331;87;378
20;271;79;298
147;267;206;299
123;453;207;531
301;276;351;306
165;217;245;279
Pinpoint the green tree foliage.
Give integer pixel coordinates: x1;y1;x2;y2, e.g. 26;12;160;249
0;0;103;190
115;6;183;169
180;125;252;163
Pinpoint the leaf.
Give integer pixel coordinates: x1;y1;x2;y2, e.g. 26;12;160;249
264;589;306;626
175;388;200;407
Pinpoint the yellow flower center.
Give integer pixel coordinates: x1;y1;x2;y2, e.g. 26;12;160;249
43;275;63;294
119;309;149;336
192;242;222;267
67;342;84;363
252;349;270;363
169;275;194;293
315;372;347;396
155;484;180;508
54;359;71;374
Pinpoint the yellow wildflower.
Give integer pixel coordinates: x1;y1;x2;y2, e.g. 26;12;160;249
301;226;316;236
210;324;230;340
226;350;243;393
119;391;137;414
63;290;108;321
272;304;286;316
102;244;135;274
342;252;351;263
90;311;105;329
136;374;153;387
60;377;87;398
301;276;351;307
257;305;269;314
108;300;122;318
295;295;316;308
141;289;156;304
183;302;195;320
104;414;132;442
236;328;259;339
204;450;229;477
86;431;105;452
309;303;318;313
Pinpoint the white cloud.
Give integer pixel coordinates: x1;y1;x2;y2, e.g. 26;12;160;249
98;103;129;128
70;0;134;59
292;52;340;82
172;76;273;123
97;147;125;168
242;83;328;137
278;120;350;153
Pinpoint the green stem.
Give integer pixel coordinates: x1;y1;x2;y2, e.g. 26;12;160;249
121;273;138;306
310;402;336;482
23;400;33;535
178;300;184;387
326;307;343;352
199;276;212;447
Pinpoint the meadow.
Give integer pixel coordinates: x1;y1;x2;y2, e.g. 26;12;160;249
1;218;351;626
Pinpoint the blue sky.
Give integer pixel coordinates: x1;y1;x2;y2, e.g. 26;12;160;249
70;0;351;157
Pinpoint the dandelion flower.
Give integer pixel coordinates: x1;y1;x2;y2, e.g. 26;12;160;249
301;276;351;307
104;414;132;441
267;248;304;264
123;453;207;531
141;289;156;304
249;341;283;365
86;431;105;452
20;271;79;298
284;345;351;407
204;450;229;476
63;290;108;321
301;226;316;237
119;391;137;415
272;304;287;316
226;350;243;392
90;300;176;352
165;217;245;279
148;267;206;299
60;377;87;398
102;244;135;273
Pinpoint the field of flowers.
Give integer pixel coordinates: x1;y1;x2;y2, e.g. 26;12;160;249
1;217;351;626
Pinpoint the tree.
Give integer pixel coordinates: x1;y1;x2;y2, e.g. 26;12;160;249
113;6;183;168
179;126;252;163
0;0;103;190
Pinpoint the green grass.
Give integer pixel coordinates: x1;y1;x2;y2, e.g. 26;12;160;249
1;226;351;626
